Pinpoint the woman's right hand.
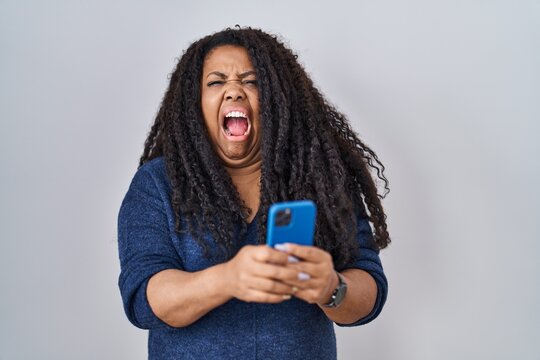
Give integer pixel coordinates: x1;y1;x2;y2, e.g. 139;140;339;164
223;245;299;303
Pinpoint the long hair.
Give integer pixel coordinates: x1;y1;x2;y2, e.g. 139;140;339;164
138;27;390;269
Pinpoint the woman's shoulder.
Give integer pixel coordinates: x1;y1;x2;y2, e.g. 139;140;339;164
133;156;171;194
139;156;166;173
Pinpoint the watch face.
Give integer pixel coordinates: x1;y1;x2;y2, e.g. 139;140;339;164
333;274;348;307
334;284;347;306
322;273;348;307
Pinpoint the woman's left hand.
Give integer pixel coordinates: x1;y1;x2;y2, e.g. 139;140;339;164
275;243;339;305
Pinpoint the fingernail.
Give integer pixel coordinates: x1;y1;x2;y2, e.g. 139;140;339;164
287;255;299;263
282;294;291;300
274;244;288;252
298;272;310;281
292;286;299;293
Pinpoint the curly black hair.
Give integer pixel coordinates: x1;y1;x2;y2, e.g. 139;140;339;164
138;27;390;270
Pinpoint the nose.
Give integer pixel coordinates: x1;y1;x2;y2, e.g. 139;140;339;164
224;81;245;102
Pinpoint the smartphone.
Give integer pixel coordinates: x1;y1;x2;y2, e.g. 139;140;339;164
266;200;317;248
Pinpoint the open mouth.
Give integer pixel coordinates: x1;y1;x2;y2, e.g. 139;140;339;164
222;110;251;137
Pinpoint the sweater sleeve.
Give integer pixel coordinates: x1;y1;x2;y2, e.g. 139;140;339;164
117;166;183;330
335;215;388;327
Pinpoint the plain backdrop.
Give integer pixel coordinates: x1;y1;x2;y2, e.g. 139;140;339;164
1;1;539;359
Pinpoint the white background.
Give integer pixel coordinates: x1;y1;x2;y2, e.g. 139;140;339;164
1;1;539;359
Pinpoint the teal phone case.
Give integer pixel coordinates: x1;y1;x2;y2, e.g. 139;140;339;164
266;200;317;247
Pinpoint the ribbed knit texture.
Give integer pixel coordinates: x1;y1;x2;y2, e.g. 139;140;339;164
117;157;388;359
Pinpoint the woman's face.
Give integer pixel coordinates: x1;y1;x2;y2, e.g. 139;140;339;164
200;45;261;167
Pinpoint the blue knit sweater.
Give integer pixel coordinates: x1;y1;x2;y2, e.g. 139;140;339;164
117;157;388;359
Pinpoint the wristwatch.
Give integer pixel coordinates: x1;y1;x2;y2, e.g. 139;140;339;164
321;272;347;308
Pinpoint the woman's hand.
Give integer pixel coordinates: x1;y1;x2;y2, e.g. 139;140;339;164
275;243;338;305
223;245;300;303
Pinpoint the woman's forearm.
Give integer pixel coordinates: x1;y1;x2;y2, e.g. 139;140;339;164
146;263;233;328
318;268;377;324
146;244;301;328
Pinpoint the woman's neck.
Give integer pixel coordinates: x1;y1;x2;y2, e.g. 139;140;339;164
224;155;262;223
225;158;262;183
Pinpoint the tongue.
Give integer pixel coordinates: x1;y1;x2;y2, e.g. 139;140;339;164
226;117;248;136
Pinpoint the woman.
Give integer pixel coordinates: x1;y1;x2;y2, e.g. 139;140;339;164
118;27;390;359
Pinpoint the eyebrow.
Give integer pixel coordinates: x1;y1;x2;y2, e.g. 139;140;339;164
206;70;257;79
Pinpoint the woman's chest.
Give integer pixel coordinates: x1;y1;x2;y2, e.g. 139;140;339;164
169;222;259;272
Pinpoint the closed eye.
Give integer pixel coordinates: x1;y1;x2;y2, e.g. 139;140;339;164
242;79;258;86
207;80;225;86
